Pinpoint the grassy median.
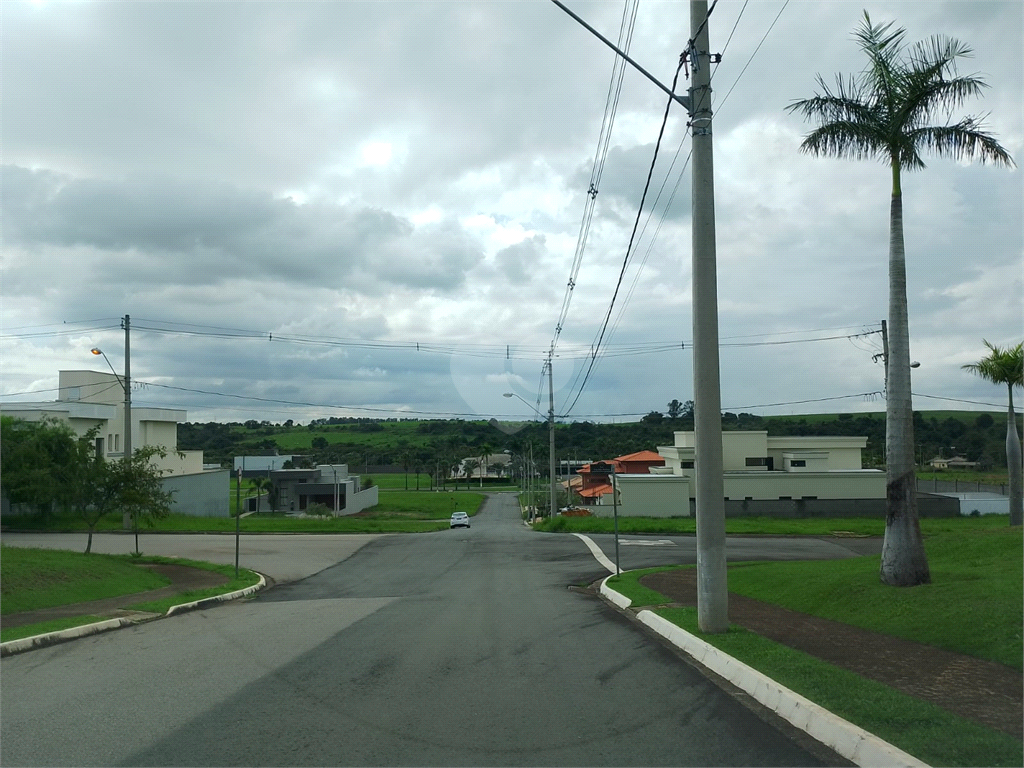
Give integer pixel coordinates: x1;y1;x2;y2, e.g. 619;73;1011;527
606;526;1023;767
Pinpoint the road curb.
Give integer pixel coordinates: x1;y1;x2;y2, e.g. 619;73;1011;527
1;572;268;657
599;578;929;768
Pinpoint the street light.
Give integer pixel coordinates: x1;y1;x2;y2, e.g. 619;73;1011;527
91;344;133;537
505;391;557;522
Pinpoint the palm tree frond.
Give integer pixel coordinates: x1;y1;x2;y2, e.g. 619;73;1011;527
799;122;887;162
963;341;1024;388
910;121;1016;167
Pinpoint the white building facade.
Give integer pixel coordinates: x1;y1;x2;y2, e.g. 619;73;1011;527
1;370;226;516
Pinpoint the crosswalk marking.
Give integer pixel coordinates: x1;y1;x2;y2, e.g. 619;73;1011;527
619;539;676;546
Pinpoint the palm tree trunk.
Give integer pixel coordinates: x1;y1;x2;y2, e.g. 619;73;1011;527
880;188;931;586
1006;384;1023;526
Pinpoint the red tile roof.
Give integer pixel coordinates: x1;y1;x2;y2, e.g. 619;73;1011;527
614;450;665;463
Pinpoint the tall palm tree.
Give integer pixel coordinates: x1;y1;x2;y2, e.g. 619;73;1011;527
478;442;492;488
788;13;1014;587
963;341;1023;526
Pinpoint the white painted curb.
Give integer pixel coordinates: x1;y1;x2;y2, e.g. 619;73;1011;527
574;533;617;573
602;582;929;768
165;572;266;616
1;572;267;657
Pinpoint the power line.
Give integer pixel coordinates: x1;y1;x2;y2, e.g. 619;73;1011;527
560;57;688;417
551;0;638;357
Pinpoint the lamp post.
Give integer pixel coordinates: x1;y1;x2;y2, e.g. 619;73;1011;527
91;341;133;537
504;391;557;521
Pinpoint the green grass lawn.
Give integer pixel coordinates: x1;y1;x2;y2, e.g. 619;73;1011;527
606;526;1024;767
2;491;487;535
0;545;170;613
1;547;261;643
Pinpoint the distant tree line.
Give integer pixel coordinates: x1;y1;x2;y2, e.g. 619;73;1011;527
177;407;1019;476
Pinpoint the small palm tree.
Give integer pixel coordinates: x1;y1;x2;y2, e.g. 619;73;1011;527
250;475;271;514
963;341;1023;526
788;12;1014;586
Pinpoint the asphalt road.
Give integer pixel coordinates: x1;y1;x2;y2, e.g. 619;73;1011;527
0;496;863;766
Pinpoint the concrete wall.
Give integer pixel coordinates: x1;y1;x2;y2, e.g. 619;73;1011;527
722;470;886;501
344;484;379;515
612;475;691;518
162;469;230;517
590;490;958;519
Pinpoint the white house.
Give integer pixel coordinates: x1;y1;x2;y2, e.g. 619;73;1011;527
601;430;887;518
1;370;227;516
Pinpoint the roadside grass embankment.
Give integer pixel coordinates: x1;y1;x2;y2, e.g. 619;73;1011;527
606;526;1023;768
0;546;261;643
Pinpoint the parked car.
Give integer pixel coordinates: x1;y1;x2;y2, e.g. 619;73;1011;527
450;511;470;528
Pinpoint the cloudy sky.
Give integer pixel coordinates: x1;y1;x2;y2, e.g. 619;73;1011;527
2;0;1021;427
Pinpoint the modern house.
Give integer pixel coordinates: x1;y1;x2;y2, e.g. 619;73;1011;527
595;430;956;519
1;370;228;516
268;464;378;515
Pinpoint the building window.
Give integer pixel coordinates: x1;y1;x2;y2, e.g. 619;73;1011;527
790;459;806;467
680;461;694;469
745;457;768;467
779;496;792;500
802;496;818;500
114;434;120;451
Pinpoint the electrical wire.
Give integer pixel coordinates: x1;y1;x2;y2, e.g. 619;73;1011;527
560;58;688;417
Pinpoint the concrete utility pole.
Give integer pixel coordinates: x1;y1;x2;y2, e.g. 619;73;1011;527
123;314;133;531
548;0;727;628
548;354;557;521
689;0;728;633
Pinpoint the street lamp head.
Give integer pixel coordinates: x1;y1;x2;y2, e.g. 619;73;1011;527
910;361;921;368
502;392;513;398
91;348;103;355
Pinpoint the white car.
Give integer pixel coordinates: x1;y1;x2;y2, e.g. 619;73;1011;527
450;511;470;528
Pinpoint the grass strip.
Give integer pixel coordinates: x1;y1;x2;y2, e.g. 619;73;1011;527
656;607;1022;768
125;556;261;614
0;545;170;614
1;615;108;643
725;526;1023;669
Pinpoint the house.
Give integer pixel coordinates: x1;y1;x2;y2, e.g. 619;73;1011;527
574;450;666;505
1;369;228;516
599;430;957;519
457;453;511;480
268;464;378;515
928;455;980;471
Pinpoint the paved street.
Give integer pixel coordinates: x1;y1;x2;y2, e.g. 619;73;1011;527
0;496;860;766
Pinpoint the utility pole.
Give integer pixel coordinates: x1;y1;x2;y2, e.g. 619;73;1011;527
548;353;557;521
689;0;728;633
123;313;133;531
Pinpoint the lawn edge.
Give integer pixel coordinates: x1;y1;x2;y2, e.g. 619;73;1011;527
0;572;267;657
599;575;928;768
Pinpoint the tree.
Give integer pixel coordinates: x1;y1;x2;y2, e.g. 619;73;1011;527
119;445;176;554
667;399;684;420
0;416;76;520
788;13;1014;586
462;459;479;489
478;442;493;488
641;411;664;425
250;475;272;514
963;341;1023;526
